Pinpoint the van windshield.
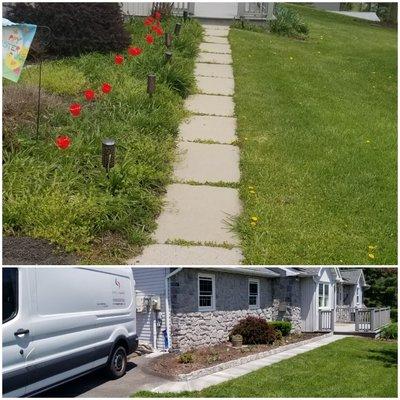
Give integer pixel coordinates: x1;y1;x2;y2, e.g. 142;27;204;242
3;268;18;323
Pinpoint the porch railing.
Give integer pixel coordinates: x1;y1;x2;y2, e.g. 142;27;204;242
336;306;356;323
356;307;391;332
319;309;335;331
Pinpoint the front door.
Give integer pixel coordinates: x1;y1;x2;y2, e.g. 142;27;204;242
194;2;238;19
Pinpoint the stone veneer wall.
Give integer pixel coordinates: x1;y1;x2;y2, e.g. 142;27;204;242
170;270;303;351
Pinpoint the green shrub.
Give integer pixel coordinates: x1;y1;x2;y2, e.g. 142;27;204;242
269;4;309;39
390;309;397;322
380;323;397;340
230;316;277;345
179;352;194;364
18;62;86;96
269;321;292;336
231;20;269;34
8;3;130;57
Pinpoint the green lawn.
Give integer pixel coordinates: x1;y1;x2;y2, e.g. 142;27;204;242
134;337;398;397
3;17;202;263
231;5;397;264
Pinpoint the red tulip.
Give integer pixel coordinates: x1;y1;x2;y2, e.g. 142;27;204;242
84;89;95;101
144;16;154;26
154;11;161;20
155;26;163;36
114;54;124;65
102;83;112;94
128;46;142;56
145;34;154;44
55;135;71;150
69;103;81;117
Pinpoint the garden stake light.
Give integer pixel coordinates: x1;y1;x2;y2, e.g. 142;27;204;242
147;74;156;97
183;10;188;21
102;139;115;174
165;51;172;63
164;32;172;48
174;23;182;36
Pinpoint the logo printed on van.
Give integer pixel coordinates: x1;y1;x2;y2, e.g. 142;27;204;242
115;278;121;288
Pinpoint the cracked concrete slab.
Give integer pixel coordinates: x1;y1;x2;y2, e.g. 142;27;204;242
179;115;237;144
130;244;242;265
196;76;234;96
174;141;239;183
185;94;234;116
153;184;241;245
195;63;233;78
200;42;231;54
197;52;232;64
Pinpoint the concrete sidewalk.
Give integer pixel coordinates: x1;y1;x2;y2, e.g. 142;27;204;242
151;334;347;394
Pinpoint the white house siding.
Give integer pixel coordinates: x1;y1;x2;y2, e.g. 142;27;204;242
121;2;152;16
132;267;168;351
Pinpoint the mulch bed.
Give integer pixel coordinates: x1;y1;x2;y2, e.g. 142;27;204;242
148;332;323;376
3;236;78;265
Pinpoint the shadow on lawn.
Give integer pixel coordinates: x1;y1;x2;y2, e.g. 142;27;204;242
366;347;398;368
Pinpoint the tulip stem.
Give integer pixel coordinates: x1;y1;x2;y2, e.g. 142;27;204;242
36;58;43;139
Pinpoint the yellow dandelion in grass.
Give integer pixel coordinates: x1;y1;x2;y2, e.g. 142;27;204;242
368;245;377;251
250;221;257;227
366;140;370;143
248;186;255;190
251;216;258;222
249;190;256;194
368;253;375;260
289;56;294;60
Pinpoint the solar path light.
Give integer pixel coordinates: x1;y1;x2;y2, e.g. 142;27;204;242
165;51;172;63
102;138;115;173
147;73;156;96
174;23;182;36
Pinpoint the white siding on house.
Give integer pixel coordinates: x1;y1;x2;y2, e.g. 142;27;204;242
132;267;168;350
300;277;316;332
121;2;152;16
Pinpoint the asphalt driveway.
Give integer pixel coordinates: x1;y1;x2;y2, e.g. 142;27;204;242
35;355;169;397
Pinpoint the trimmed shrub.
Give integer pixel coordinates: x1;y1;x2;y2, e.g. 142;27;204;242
269;321;292;336
390;308;397;322
269;4;309;39
230;316;277;345
381;323;397;340
8;3;130;57
179;352;194;364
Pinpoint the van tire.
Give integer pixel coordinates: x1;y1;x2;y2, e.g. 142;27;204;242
106;345;127;379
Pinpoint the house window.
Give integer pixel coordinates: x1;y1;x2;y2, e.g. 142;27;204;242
318;283;330;308
249;279;260;309
198;274;215;311
356;287;360;305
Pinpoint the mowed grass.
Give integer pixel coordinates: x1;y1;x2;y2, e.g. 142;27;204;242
3;17;202;263
134;337;398;397
231;6;397;264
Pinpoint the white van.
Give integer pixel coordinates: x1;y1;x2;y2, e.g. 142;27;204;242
2;267;138;397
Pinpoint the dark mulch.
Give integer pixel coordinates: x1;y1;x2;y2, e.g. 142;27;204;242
148;333;323;377
3;236;78;265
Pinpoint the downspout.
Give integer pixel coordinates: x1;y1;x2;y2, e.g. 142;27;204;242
164;267;183;351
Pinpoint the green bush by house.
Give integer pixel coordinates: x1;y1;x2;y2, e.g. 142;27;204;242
269;321;292;336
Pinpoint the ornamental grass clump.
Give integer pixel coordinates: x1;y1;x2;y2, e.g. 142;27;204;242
230;316;277;345
269;4;309;39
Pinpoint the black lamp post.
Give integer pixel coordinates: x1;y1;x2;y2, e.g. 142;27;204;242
165;51;172;62
147;73;156;96
183;10;188;21
164;32;172;48
174;23;182;36
102;138;115;173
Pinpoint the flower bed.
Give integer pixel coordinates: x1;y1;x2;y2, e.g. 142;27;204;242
146;332;326;380
3;13;203;263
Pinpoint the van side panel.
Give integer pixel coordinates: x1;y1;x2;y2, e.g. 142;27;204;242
19;268;136;397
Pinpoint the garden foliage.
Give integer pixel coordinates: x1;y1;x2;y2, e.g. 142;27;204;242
380;323;397;340
230;316;277;345
8;3;130;56
2;15;202;261
269;4;309;39
269;321;292;336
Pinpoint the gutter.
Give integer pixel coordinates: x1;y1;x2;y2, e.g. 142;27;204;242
164;267;183;351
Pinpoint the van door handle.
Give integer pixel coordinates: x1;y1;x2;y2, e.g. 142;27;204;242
14;329;30;336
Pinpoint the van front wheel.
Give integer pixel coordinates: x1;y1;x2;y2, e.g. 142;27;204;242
107;345;127;379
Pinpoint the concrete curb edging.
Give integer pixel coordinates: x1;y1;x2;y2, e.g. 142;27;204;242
144;333;333;382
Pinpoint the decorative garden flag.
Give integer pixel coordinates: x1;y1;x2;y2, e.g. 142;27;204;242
2;18;37;82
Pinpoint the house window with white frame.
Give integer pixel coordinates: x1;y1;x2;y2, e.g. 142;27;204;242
356;287;360;305
198;274;215;311
248;279;260;309
318;283;330;308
